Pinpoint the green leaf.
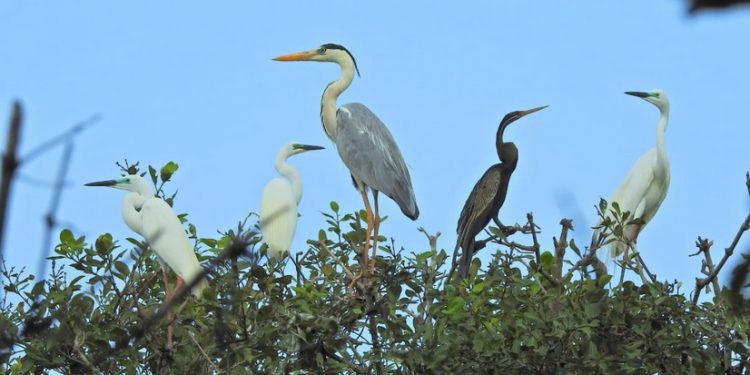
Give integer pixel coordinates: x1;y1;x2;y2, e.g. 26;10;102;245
330;201;339;213
160;161;179;182
114;261;129;276
95;233;114;256
148;165;158;185
321;264;334;276
471;282;485;294
540;251;555;269
59;229;74;246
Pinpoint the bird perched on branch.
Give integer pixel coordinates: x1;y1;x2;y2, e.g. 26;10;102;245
85;174;207;298
451;106;548;280
593;90;670;263
259;142;324;259
273;43;419;277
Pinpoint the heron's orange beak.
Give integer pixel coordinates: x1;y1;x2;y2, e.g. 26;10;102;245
272;50;317;61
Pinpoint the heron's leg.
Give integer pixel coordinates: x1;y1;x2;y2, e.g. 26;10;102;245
348;186;374;292
359;187;374;272
370;190;381;273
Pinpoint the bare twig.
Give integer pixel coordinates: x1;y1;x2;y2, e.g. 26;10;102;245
0;102;23;261
36;142;74;279
527;213;542;265
417;227;441;253
188;331;220;374
20;114;99;164
633;251;657;284
692;213;750;307
553;219;573;280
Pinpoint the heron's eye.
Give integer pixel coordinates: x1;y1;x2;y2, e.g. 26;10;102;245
318;47;327;54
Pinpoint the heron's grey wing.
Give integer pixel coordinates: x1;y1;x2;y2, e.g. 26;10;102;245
335;103;419;219
456;166;503;250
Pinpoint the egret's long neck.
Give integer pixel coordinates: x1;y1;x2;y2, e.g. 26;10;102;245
276;151;302;204
320;60;355;140
122;192;147;236
655;105;670;178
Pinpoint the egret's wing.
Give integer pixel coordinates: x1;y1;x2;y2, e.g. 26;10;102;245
259;178;298;259
609;149;657;219
141;197;206;296
604;148;657;257
335;103;419;219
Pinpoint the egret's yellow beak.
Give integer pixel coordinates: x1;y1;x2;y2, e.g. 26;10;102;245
272;50;317;62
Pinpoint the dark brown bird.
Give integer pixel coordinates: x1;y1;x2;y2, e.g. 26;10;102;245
451;105;547;280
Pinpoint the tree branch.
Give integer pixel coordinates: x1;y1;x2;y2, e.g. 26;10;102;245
0;102;23;261
692;206;750;307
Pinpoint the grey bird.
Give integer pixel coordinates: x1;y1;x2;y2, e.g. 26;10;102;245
273;43;419;276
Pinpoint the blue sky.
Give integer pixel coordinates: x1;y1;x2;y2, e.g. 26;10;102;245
0;2;748;291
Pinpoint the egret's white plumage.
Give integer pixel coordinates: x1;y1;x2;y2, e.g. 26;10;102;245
259;142;324;259
599;89;670;258
86;174;206;297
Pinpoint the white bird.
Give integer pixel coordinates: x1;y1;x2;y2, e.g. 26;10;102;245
259;142;324;259
273;44;419;275
85;174;207;298
597;89;670;261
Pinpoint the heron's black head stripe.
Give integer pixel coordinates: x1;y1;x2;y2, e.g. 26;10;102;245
321;43;360;77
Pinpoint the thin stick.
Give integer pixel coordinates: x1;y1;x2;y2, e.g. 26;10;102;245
35;142;74;279
692;212;750;307
0;102;23;261
189;331;219;373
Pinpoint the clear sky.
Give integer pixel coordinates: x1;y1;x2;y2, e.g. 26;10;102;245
0;2;748;291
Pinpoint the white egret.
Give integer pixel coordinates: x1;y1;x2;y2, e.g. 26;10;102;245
259;142;324;259
596;89;670;261
85;175;207;298
273;43;419;276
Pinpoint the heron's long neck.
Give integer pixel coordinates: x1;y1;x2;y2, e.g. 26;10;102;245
320;61;354;140
655;105;669;178
276;152;302;204
122;192;147;236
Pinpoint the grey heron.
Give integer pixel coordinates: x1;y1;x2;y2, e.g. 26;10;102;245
273;43;419;277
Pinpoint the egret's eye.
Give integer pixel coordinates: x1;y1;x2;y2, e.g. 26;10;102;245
652;92;660;98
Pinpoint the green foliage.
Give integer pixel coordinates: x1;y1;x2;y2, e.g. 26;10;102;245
1;170;749;374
